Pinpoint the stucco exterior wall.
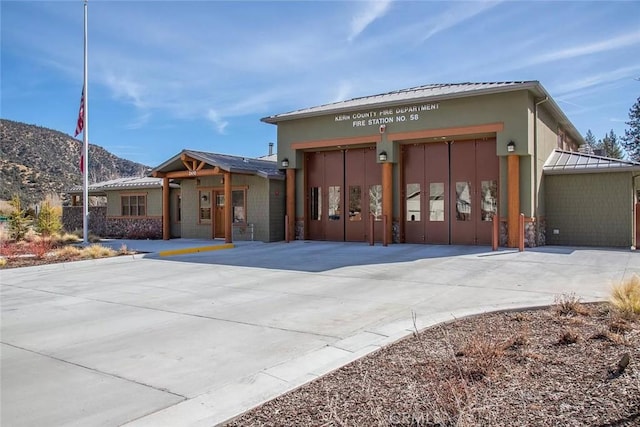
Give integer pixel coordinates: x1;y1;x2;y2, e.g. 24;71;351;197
177;174;281;242
277;90;537;223
105;188;163;217
545;172;633;247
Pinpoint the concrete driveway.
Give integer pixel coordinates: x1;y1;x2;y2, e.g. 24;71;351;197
2;241;638;426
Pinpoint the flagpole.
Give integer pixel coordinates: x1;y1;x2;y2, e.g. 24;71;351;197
82;0;89;245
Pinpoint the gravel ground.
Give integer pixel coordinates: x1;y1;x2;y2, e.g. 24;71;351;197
226;301;639;427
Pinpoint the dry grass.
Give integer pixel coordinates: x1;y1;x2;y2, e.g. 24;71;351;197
610;275;640;318
226;300;640;427
81;244;117;259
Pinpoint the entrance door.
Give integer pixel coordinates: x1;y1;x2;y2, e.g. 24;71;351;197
214;191;225;238
306;151;345;240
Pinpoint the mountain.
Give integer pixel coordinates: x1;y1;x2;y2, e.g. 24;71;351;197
0;119;149;205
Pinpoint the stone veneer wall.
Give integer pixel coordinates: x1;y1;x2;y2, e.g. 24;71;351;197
499;218;546;248
104;217;163;239
62;206;107;236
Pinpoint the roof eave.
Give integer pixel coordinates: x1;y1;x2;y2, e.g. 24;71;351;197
261;82;540;124
543;166;640;175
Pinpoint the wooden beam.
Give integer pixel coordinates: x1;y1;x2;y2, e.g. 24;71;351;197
286;168;296;241
163;168;223;179
224;171;232;243
382;162;393;245
162;177;170;240
196;160;206;171
507;154;520;248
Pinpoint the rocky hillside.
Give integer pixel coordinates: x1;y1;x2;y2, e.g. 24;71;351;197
0;119;149;205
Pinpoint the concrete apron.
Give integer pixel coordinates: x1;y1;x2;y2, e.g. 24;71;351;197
1;242;638;427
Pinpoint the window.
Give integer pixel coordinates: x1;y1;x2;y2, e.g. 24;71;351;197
349;186;362;221
481;180;497;221
121;195;146;217
176;193;181;223
369;184;382;221
328;186;341;221
429;183;445;222
455;182;471;221
199;190;211;223
232;190;245;223
310;187;321;221
406;183;421;221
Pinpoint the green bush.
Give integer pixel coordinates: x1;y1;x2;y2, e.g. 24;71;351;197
36;200;62;236
8;195;32;241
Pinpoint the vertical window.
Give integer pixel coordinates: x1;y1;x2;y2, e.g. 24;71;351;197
455;182;471;221
349;186;362;221
429;183;445;222
481;180;497;221
232;190;245;223
406;183;421;222
328;186;341;221
199;190;211;222
369;184;382;221
120;195;146;217
310;187;321;221
176;193;181;223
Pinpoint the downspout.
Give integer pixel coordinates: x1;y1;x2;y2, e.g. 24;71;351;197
533;96;548;245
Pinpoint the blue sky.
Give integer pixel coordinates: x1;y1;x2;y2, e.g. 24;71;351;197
2;0;640;167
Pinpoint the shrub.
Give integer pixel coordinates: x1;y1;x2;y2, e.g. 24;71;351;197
554;292;590;317
36;200;62;236
81;244;116;259
610;275;640;318
7;195;32;241
54;245;82;260
29;238;53;259
0;257;6;268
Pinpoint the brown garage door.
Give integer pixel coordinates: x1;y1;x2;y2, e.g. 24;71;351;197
306;147;380;242
403;138;498;245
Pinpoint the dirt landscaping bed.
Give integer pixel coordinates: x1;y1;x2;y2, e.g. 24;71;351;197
226;300;639;427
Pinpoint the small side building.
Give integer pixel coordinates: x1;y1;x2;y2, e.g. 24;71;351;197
543;150;640;247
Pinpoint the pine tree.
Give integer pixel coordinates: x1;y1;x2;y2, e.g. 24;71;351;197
622;96;640;161
8;195;32;241
598;129;624;159
583;129;596;154
36;200;62;236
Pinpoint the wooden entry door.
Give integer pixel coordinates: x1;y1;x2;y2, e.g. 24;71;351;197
306;151;345;241
214;191;225;238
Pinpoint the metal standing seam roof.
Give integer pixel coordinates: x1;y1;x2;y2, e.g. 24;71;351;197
152;149;284;180
262;81;535;122
261;81;584;145
543;149;640;175
67;176;178;193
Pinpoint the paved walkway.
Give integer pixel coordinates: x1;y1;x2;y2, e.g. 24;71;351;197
1;241;638;426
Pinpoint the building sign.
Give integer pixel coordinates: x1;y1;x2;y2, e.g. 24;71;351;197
334;103;440;128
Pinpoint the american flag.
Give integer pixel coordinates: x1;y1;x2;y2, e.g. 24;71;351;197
74;86;84;137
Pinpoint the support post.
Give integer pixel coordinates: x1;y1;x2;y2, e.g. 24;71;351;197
492;213;499;251
507;154;520;248
382;162;393;245
286;168;296;242
518;213;525;252
284;214;290;243
383;215;388;247
162;176;170;240
224;171;232;244
369;213;375;246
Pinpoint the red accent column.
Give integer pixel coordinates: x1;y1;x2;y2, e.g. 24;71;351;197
286;168;296;242
162;177;170;240
507;154;520;248
382;162;393;245
224;172;232;244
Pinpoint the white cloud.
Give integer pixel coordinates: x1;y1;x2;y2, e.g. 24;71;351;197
348;0;393;42
554;64;640;95
530;30;640;65
419;1;503;43
206;109;229;134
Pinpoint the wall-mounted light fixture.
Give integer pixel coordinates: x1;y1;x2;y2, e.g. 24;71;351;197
281;158;289;168
378;151;388;162
220;176;225;185
507;140;516;153
201;194;208;202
